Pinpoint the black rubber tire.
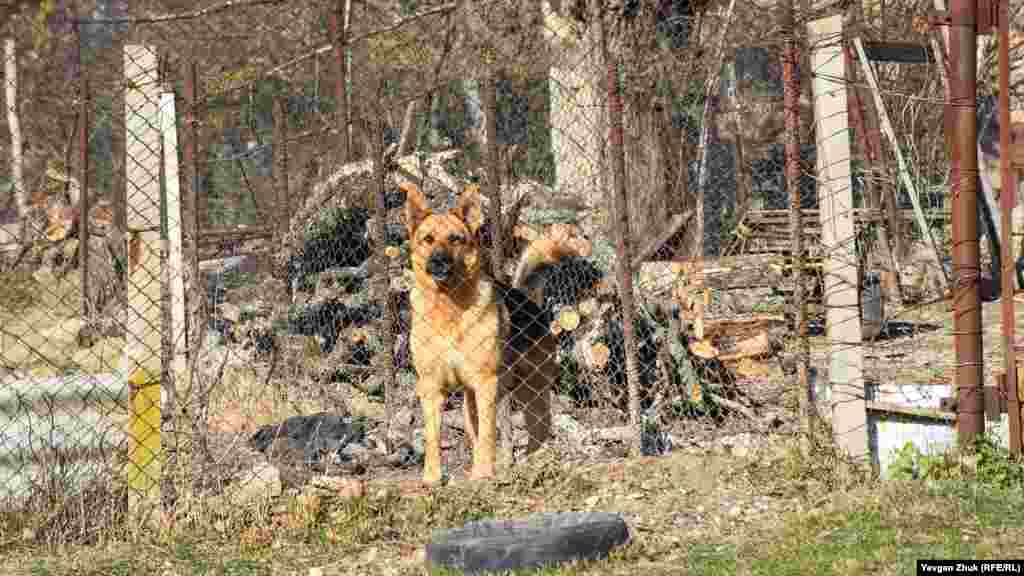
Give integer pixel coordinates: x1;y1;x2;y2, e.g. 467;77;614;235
425;511;630;574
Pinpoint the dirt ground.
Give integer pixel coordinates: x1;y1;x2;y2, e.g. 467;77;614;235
4;269;1024;575
826;295;1023;396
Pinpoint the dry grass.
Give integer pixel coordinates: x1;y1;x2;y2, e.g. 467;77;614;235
3;428;1022;576
4;267;1024;575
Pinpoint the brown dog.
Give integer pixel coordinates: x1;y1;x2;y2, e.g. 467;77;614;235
404;182;575;484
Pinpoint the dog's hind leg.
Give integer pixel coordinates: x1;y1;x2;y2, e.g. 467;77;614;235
418;386;446;485
514;378;552;455
498;395;515;470
515;348;555;455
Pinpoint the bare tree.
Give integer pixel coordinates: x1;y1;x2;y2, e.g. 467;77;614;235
4;37;26;227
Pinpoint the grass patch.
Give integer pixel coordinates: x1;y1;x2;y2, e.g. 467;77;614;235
5;433;1024;576
684;543;738;575
734;480;1024;575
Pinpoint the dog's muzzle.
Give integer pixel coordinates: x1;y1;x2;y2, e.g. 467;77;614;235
426;251;455;283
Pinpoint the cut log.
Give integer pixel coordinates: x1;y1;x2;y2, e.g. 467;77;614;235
585;341;611;370
557;307;581;332
350;328;369;345
578;298;598;318
702;315;786;338
549;319;564;336
689;338;719;359
637;261;686;299
717;331;771;362
732;357;773;378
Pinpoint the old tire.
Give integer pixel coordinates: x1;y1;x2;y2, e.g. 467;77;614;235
425;511;630;574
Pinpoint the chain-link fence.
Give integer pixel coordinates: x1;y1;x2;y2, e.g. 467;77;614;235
2;0;1023;545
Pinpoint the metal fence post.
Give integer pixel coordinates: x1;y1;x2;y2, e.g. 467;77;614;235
950;0;985;446
600;7;643;457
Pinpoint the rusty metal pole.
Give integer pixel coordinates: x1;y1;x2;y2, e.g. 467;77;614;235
601;10;643;457
373;113;398;454
78;51;90;318
844;43;903;305
998;0;1020;455
328;1;350;162
484;74;503;281
950;0;985;446
273;97;290;244
182;61;201;357
782;0;810;429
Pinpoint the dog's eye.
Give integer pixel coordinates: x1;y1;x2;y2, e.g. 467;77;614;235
422;234;435;245
448;233;465;244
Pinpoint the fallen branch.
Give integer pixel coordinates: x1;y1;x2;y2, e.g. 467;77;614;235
87;0;285;24
630;210;694;270
396;100;419;157
706;392;758;422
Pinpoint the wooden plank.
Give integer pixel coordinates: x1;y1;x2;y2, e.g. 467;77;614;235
809;16;868;461
121;45;163;504
859;41;934;64
702;315;786;336
743;209;950;222
866;401;957;422
160;92;187;366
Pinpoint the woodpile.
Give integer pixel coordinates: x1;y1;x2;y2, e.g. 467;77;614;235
212;144;798;424
664;255;789;380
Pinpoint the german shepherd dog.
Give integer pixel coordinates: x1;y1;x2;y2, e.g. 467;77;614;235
404;182;577;483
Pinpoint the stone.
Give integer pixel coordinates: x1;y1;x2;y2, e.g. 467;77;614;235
222;461;282;508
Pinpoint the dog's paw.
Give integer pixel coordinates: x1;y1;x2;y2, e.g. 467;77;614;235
422;470;445;486
468;466;496;481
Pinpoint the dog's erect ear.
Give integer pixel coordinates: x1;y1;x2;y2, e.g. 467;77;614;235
403;182;431;236
455;184;484;235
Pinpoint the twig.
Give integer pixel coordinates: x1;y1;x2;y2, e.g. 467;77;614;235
74;0;285;24
707;392;761;424
262;2;459;81
853;37;949;290
396;100;419;156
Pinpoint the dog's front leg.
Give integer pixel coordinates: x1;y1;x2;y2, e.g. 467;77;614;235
469;375;499;480
418;385;446;485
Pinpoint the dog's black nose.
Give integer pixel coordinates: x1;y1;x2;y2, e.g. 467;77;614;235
426;251;454;281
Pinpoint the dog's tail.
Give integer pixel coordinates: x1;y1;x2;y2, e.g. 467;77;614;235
512;224;589;301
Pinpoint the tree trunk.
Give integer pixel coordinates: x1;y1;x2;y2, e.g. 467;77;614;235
544;1;606;237
622;97;673;250
4;38;27;233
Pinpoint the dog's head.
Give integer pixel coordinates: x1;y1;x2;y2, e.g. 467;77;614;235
404;182;483;292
